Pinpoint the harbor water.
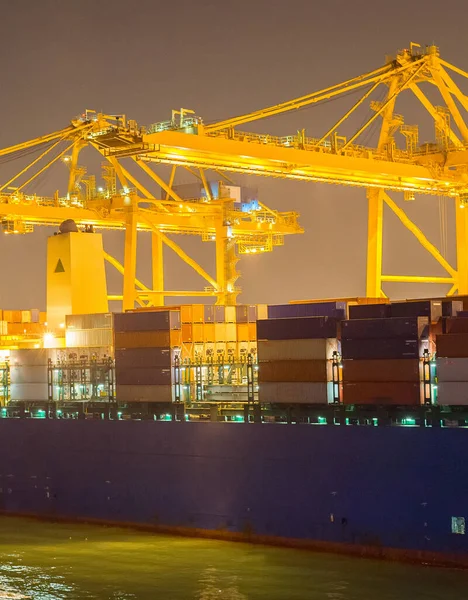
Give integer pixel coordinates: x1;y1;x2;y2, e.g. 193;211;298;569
0;517;467;599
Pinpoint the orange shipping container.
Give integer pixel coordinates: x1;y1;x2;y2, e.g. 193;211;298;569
248;322;257;342
204;323;215;342
181;324;193;343
12;311;22;324
170;330;181;347
237;323;249;341
8;323;29;336
3;311;13;323
180;305;193;323
114;330;178;349
192;323;204;342
258;360;331;383
215;323;226;342
192;304;204;323
39;312;47;324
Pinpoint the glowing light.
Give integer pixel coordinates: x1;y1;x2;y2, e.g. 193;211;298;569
43;332;55;348
59;323;65;329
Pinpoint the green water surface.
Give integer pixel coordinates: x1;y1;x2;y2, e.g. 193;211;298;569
0;516;466;599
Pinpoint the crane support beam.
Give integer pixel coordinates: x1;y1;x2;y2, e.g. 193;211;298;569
123;207;138;311
341;64;425;151
366;190;384;298
410;84;462;147
140;130;461;194
0;138;65;193
103;252;149;291
382;192;457;278
134;159;183;204
430;68;468;142
381;275;455;284
151;232;164;306
456;201;468;295
204;60;423;132
139;217;218;289
137;290;215;298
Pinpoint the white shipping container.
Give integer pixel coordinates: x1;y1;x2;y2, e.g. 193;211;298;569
10;349;57;367
115;384;174;403
258;338;339;362
225;306;236;322
256;304;268;320
65;328;113;348
436;357;468;382
10;365;48;384
0;321;7;335
259;381;334;404
30;309;40;323
21;310;31;323
437;381;468;405
10;383;49;402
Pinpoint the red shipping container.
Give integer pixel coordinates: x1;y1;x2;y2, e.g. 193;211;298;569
445;318;468;335
343;382;421;405
342;359;420;383
258;360;331;383
436;334;468;358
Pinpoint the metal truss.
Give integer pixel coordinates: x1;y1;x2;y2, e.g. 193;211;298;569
2;44;468;304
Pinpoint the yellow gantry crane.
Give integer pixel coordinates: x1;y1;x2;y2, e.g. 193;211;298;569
1;43;468;307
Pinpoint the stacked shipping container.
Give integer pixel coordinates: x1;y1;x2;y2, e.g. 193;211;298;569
9;349;56;402
436;317;468;405
179;304;265;360
342;303;432;405
114;311;181;403
257;305;342;405
65;313;113;349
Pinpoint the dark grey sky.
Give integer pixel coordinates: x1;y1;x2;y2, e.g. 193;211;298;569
0;0;466;309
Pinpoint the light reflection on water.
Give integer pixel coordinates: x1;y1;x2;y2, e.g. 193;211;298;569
0;516;466;599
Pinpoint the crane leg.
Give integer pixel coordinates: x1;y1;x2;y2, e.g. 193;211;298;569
123;208;138;311
366;189;384;298
151;231;164;306
456;200;468;295
215;219;239;305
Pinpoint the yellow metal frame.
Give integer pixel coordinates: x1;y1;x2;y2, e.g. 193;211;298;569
2;44;468;305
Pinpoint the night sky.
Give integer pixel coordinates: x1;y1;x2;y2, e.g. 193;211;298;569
0;0;466;310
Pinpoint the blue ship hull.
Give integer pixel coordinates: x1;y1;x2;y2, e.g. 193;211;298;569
1;420;468;565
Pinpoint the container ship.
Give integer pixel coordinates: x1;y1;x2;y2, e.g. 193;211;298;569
0;296;468;566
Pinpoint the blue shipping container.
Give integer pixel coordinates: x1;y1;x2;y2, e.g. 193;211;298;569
114;348;172;368
215;306;225;323
341;337;421;360
348;304;391;320
115;367;172;386
114;311;180;333
235;305;249;323
390;301;442;322
257;317;340;341
341;317;429;340
267;302;346;320
203;305;215;323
